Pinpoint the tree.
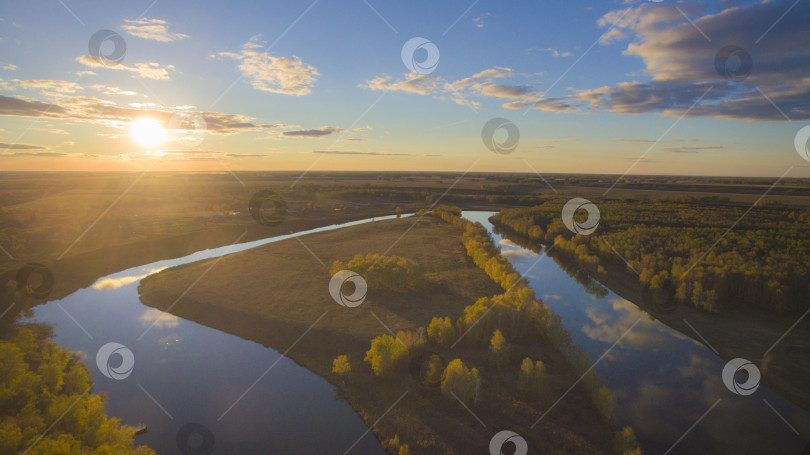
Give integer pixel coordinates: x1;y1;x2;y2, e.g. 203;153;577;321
398;444;411;455
423;354;444;387
396;330;425;349
518;357;546;399
427;317;455;347
615;426;643;455
332;355;350;378
489;330;509;368
0;326;154;454
364;334;409;377
441;359;480;404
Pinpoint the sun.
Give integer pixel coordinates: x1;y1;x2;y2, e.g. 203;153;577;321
129;118;167;148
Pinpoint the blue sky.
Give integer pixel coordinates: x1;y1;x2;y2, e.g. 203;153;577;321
0;0;808;176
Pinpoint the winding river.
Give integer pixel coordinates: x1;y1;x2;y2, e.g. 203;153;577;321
25;211;810;454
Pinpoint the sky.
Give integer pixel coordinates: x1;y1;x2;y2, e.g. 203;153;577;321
0;0;808;177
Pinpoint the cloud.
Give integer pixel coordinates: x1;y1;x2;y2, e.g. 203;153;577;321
121;18;189;42
663;145;724;153
0;95;67;117
363;67;576;112
76;55;173;80
0;142;45;150
363;72;440;95
472;12;491;28
3;64;17;71
282;126;343;138
579;0;810;121
18;79;82;94
226;153;265;158
93;267;166;290
313;150;408;156
138;307;180;329
35;127;69;135
216;40;318;95
615;138;655;143
0;94;282;135
545;47;572;58
90;85;138;96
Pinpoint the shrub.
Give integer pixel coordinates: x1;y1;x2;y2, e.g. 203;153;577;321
332;354;350;377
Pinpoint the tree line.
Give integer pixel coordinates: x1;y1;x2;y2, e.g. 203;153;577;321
492;200;810;314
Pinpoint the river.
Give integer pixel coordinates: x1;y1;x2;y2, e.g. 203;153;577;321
26;211;810;454
462;211;810;455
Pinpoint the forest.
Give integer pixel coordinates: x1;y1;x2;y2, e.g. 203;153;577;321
491;199;810;314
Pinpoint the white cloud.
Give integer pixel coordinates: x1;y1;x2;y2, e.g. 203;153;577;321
363;72;440;95
3;63;18;71
121;18;189;42
139;308;180;329
216;40;318;96
76;55;172;80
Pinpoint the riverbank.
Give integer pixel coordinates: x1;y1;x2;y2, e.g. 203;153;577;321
139;215;618;454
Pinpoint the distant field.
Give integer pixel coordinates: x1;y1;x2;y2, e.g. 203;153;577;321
3;170;808;319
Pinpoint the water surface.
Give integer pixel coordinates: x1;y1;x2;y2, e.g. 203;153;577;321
29;216;403;454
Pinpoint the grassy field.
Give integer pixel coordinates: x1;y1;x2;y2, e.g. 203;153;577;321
139;216;617;454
